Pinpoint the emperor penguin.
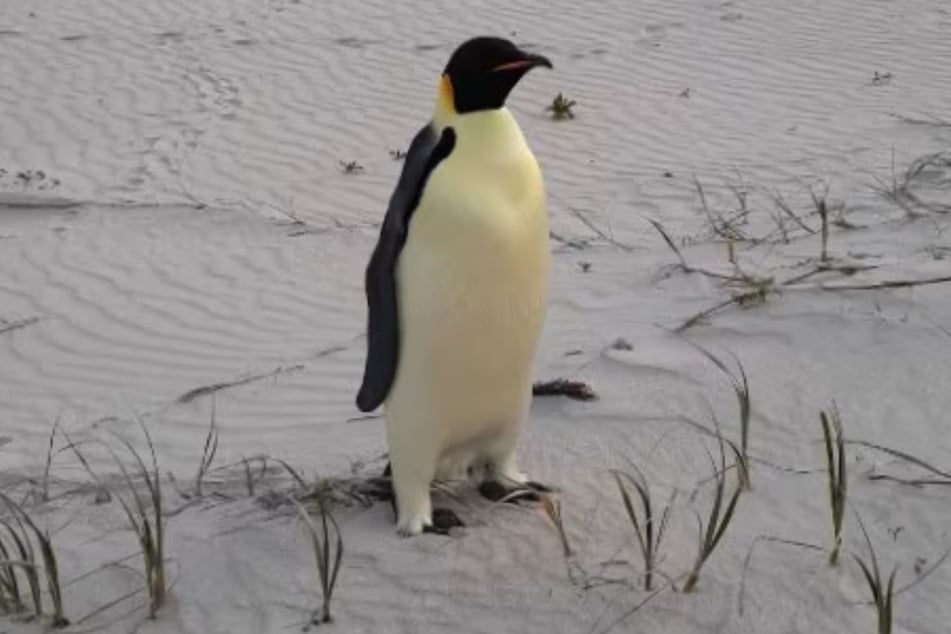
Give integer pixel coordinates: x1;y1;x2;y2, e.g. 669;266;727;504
356;36;552;536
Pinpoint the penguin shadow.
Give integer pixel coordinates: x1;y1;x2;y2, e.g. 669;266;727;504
359;462;556;535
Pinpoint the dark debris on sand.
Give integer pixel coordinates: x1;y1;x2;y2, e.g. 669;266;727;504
532;378;597;401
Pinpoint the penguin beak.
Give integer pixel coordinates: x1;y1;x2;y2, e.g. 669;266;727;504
491;52;553;73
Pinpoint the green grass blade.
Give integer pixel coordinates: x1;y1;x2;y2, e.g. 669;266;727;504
277;460;308;489
632;478;654;555
709;484;741;554
612;472;647;557
854;555;881;605
1;496;67;626
320;504;332;596
655;491;676;551
0;503;40;615
0;528;23;611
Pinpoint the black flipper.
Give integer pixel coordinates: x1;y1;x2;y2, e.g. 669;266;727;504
356;125;457;412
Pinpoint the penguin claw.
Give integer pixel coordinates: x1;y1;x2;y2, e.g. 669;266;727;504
478;480;543;504
423;508;465;535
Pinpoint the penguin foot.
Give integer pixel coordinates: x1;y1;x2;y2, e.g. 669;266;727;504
478;480;546;504
396;516;427;537
362;477;394;501
423;508;465;535
361;461;397;515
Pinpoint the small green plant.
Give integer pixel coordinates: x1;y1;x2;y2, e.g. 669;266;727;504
853;511;897;634
821;404;847;566
733;275;775;310
68;420;167;619
682;432;743;593
546;93;576;120
290;496;344;625
0;492;68;627
612;469;674;591
339;160;363;174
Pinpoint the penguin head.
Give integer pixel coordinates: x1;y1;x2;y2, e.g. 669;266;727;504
441;37;552;114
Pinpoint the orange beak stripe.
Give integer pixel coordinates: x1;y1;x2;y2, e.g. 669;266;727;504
490;59;535;72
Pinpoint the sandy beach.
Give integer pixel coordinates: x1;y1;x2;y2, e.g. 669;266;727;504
2;0;950;632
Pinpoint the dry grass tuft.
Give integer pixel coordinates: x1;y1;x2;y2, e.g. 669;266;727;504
612;469;674;591
541;496;572;558
880;151;951;216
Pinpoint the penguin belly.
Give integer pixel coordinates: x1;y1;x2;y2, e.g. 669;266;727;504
385;123;549;535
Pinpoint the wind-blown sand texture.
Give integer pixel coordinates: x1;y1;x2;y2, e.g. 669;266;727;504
2;0;950;632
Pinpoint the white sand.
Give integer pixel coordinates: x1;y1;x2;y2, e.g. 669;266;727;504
2;0;950;632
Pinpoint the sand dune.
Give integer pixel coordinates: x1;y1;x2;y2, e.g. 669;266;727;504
2;0;950;632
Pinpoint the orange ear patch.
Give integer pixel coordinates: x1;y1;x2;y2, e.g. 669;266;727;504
438;74;456;114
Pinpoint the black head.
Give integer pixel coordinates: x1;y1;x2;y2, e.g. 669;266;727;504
442;37;552;114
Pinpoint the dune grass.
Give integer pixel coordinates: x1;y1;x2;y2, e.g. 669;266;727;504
682;431;743;593
0;491;68;627
0;504;41;619
612;468;674;591
810;187;831;262
684;341;753;490
853;510;897;634
39;420;60;504
820;404;847;566
876;150;951;217
289;495;344;625
194;404;219;498
67;420;167;619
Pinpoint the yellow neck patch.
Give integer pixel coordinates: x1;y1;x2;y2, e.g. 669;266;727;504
434;74;456;127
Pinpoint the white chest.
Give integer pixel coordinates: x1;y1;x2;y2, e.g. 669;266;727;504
398;110;549;327
387;109;550;456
